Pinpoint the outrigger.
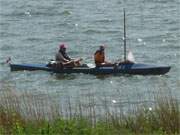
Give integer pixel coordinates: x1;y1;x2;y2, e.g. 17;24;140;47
10;9;170;75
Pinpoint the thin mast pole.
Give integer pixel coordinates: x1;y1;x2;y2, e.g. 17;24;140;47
123;8;126;61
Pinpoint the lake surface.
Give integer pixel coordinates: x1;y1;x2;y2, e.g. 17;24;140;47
0;0;180;109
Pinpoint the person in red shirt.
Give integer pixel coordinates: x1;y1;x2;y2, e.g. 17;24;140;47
94;45;114;67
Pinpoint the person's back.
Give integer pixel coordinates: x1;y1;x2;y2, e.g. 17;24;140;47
94;50;105;66
56;51;64;62
94;45;115;67
94;45;105;66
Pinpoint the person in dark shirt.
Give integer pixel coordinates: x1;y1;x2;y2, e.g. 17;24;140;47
56;44;82;67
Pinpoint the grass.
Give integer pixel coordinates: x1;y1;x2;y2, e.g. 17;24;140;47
0;86;179;135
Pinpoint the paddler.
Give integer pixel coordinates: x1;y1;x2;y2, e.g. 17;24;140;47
56;44;82;68
94;45;115;67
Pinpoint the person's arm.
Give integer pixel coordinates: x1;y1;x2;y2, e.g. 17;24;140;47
56;53;70;62
61;53;70;62
63;52;72;61
65;55;72;61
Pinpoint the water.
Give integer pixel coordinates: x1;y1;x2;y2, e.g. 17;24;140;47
0;0;180;108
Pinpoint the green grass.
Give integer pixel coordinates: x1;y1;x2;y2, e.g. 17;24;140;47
0;87;179;135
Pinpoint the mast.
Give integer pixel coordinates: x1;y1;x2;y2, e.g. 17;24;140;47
123;8;126;61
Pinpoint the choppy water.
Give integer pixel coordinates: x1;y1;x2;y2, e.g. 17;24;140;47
0;0;180;107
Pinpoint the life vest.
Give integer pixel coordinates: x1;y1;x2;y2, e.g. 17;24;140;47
94;50;105;64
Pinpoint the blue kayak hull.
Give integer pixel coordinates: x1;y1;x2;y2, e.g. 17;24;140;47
10;63;170;75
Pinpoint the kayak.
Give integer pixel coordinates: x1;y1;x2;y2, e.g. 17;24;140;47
9;9;171;76
10;63;170;75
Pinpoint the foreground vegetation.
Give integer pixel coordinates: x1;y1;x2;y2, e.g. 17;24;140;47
0;87;179;135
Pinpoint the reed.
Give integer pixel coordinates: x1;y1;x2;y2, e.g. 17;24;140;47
0;85;179;135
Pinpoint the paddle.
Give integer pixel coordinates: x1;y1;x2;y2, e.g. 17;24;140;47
6;57;11;64
123;8;127;61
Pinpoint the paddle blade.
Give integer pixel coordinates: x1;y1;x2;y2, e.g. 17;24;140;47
6;57;11;64
127;51;135;62
87;63;95;68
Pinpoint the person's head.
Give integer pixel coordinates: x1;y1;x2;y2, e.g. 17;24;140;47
59;44;67;52
99;45;105;52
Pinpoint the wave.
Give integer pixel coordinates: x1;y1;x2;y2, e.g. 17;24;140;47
60;10;71;16
25;37;44;42
83;29;102;34
0;9;71;18
0;32;20;38
94;19;113;23
144;0;177;4
0;45;15;51
83;29;119;34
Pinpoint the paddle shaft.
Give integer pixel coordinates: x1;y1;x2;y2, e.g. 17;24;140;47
123;8;126;61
